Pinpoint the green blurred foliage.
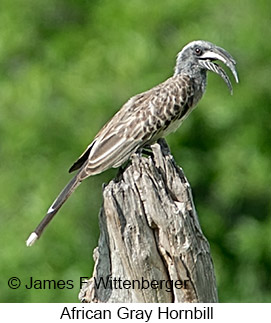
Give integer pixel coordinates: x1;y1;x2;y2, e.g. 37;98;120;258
0;0;270;302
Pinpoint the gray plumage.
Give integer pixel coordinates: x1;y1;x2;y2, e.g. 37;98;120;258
26;40;238;246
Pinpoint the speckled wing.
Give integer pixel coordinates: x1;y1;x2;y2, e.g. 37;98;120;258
69;74;195;178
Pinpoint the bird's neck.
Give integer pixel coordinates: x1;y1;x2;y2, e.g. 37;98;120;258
174;65;207;101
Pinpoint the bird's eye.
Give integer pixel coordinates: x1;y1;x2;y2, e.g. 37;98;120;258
194;47;202;56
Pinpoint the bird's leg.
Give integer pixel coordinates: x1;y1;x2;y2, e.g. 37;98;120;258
157;138;171;154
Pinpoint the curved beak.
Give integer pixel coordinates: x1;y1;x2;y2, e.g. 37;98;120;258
199;46;239;95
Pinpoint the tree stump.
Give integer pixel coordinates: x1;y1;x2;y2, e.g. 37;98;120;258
79;139;218;303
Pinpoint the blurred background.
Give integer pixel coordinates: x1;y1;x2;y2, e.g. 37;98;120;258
1;0;270;302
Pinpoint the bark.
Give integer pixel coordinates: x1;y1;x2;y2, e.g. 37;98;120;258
79;139;218;303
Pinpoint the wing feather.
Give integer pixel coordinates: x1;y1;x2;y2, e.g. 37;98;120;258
69;74;193;176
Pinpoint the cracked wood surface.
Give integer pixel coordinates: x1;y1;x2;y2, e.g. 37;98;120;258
79;139;218;303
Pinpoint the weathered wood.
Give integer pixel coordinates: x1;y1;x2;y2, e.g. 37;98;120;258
79;139;218;303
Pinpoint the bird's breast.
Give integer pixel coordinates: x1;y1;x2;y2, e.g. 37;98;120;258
160;103;192;137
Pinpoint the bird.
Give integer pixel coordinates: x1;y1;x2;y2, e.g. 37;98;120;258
26;40;238;246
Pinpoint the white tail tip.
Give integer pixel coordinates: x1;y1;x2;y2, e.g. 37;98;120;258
26;232;38;247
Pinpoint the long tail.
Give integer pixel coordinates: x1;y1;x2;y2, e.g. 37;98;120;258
26;171;84;246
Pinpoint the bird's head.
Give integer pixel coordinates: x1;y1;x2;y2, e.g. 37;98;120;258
175;40;239;94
